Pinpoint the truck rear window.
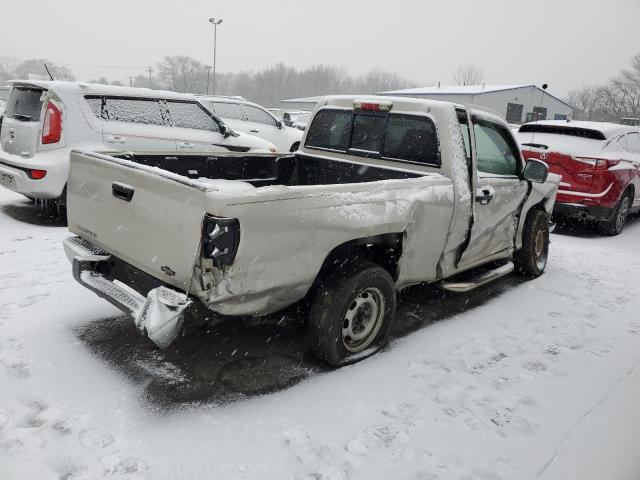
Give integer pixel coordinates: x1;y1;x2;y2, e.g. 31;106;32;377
305;109;440;166
5;87;44;122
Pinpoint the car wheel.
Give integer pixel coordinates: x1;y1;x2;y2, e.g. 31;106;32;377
307;262;396;367
599;192;631;236
290;142;300;152
514;209;549;278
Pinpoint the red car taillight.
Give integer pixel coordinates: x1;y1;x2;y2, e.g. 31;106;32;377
28;169;47;180
595;159;620;170
42;101;62;144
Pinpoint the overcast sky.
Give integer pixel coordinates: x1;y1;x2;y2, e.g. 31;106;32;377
2;0;639;97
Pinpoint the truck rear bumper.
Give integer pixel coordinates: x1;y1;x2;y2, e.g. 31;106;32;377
64;236;195;348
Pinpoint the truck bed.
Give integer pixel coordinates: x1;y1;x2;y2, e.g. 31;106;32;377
67;149;454;316
112;151;422;187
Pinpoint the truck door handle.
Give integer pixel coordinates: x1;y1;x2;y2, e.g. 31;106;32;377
250;129;259;133
475;187;494;205
112;182;135;202
106;135;126;144
178;142;194;149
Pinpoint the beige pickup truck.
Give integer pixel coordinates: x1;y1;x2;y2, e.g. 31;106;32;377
64;95;559;366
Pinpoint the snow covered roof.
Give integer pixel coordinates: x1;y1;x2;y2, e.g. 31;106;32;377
281;96;327;104
379;84;574;109
8;80;196;101
522;120;639;139
379;85;531;95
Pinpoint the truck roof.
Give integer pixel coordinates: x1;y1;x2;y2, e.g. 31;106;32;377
7;80;196;101
318;95;465;113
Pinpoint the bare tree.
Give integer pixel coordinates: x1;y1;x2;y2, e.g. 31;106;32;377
156;56;207;94
14;59;74;80
0;57;17;83
452;64;485;86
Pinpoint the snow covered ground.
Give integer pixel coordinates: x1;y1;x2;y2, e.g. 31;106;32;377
1;186;640;480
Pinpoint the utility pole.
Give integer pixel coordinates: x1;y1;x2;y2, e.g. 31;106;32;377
147;67;153;89
127;75;135;87
205;65;212;95
208;17;223;95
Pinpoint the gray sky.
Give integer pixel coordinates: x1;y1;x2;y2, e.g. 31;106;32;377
2;0;639;97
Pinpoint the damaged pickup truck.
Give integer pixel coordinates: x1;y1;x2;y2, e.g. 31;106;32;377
64;95;559;366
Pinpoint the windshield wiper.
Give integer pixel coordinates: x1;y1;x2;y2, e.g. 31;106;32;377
12;114;33;121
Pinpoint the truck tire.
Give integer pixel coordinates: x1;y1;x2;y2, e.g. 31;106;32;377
307;262;396;367
599;191;632;236
514;209;549;278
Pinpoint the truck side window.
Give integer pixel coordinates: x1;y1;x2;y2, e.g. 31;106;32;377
245;105;277;127
473;119;520;176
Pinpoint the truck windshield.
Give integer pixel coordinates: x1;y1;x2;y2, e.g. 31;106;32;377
305;108;440;166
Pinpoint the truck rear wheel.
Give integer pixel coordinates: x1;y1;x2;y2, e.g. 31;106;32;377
514;209;549;278
307;262;396;367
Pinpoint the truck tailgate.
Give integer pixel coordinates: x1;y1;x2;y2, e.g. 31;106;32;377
67;151;206;292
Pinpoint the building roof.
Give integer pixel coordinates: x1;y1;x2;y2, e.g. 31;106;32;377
281;95;327;104
379;85;531;95
378;84;574;110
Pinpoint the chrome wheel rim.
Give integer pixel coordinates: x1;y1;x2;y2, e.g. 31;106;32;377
616;196;630;232
533;228;548;270
342;287;385;353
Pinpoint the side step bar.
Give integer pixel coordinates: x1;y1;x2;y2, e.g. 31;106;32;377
441;261;514;293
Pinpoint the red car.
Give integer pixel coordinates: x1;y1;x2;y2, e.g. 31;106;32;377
517;120;640;235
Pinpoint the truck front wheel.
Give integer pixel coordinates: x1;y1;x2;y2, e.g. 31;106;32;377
514;209;549;278
307;263;396;367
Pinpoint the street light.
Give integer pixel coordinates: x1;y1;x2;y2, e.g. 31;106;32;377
208;17;223;95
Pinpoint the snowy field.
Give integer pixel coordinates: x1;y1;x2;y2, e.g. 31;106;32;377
1;186;640;480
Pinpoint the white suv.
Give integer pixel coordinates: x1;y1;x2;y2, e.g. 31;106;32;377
199;96;303;152
0;81;276;205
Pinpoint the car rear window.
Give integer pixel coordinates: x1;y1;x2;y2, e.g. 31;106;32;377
518;124;606;141
5;87;44;122
209;101;244;120
305;109;440;166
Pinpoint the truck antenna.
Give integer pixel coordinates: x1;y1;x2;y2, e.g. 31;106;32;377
43;64;54;81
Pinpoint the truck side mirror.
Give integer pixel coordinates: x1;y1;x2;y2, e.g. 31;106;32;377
523;159;549;183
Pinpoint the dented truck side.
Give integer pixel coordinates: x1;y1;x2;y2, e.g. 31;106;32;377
64;95;560;365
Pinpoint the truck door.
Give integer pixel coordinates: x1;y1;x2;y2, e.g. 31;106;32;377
457;114;528;268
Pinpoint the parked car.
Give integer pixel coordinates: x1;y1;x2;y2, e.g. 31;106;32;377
0;81;276;210
620;118;640;127
199;96;303;152
63;95;559;366
518;120;640;235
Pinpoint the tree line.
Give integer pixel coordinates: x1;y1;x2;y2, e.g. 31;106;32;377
567;53;640;122
0;56;419;107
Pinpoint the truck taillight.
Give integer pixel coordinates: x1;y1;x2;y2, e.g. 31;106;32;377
28;169;47;180
202;215;240;267
42;100;62;144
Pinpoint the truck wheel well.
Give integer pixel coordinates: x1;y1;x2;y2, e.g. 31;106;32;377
315;233;403;284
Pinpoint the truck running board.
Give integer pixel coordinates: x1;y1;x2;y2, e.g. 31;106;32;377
440;261;514;293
